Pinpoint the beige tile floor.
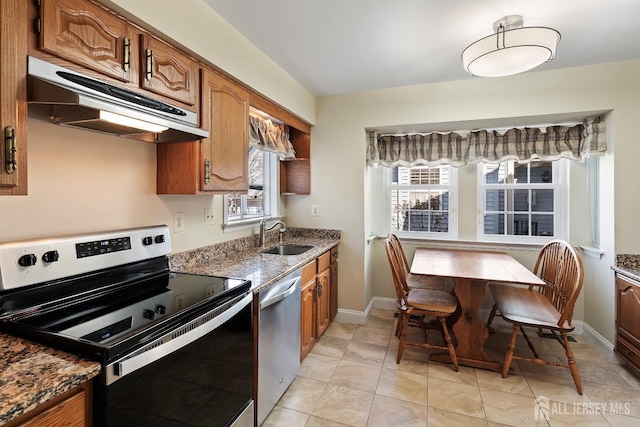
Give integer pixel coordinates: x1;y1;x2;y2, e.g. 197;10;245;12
263;308;640;427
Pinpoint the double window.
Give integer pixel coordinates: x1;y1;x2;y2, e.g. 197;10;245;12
389;165;457;239
387;160;566;242
479;160;564;242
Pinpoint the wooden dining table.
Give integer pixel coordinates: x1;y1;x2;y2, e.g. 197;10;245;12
410;247;545;372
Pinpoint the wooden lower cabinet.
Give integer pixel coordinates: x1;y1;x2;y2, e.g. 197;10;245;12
6;381;92;427
300;260;317;360
316;252;331;338
615;273;640;376
300;249;337;360
330;247;338;320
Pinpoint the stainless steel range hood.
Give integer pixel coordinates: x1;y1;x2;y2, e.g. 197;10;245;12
27;56;209;143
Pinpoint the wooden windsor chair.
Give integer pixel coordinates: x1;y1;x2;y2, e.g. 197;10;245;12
486;240;585;394
385;237;459;372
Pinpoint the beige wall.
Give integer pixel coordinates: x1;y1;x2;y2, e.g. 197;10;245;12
285;61;640;344
0;120;249;253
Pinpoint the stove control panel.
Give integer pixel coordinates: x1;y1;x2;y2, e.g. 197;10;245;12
76;237;131;258
0;225;171;291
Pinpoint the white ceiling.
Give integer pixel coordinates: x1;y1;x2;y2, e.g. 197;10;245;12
203;0;640;97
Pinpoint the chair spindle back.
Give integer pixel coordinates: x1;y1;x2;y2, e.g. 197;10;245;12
532;240;584;327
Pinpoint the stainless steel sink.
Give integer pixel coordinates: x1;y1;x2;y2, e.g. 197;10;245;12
261;245;313;255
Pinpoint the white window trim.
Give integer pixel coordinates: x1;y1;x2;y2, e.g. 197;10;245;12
385;166;459;240
476;159;568;244
222;151;280;233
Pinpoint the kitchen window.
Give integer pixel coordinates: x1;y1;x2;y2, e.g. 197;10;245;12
224;147;279;228
388;165;457;239
479;159;566;243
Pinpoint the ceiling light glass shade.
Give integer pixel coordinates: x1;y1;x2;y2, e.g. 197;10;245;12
462;17;560;77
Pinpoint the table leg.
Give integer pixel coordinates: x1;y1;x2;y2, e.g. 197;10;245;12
429;278;503;372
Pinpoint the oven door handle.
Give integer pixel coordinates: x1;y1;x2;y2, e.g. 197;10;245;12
106;292;252;385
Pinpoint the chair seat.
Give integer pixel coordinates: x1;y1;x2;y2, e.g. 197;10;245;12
489;283;574;331
406;273;447;291
407;289;457;314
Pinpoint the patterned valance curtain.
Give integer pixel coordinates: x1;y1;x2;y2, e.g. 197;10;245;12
249;115;296;159
367;116;606;168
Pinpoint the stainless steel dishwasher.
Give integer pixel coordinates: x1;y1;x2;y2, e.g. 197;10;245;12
257;269;302;425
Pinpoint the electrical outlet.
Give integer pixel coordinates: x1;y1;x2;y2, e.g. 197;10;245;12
204;208;215;226
173;212;185;233
205;285;216;298
311;204;320;216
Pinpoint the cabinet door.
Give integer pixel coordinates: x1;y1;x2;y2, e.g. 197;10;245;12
316;268;331;337
0;0;27;195
616;275;640;347
330;256;338;321
140;35;197;106
300;277;317;360
40;0;136;83
200;68;249;192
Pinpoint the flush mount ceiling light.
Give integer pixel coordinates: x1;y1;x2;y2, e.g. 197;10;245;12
462;15;560;77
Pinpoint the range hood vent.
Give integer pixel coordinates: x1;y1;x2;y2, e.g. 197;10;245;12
27;56;209;143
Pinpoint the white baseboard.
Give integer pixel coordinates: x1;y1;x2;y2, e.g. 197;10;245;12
372;296;396;311
582;322;614;352
334;297;394;325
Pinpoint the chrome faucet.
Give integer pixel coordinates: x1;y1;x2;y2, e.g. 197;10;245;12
259;219;286;247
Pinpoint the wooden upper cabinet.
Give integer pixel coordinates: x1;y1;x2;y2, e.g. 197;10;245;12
280;129;311;195
140;35;198;106
0;0;28;195
39;0;137;83
157;69;249;194
200;68;249;192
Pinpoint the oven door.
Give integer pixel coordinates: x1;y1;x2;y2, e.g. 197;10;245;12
96;292;254;427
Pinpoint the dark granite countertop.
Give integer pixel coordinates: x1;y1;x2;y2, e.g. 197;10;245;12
612;266;640;282
612;254;640;282
170;229;340;293
0;333;101;425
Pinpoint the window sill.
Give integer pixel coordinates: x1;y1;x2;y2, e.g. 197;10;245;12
579;246;604;259
397;236;544;252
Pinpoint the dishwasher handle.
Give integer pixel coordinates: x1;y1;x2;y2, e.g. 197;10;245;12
260;277;300;310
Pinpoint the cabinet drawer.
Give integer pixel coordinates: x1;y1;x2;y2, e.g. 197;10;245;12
616;336;640;370
301;260;316;284
20;389;85;427
318;251;331;272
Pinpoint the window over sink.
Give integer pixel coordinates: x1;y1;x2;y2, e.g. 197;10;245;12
223;147;279;230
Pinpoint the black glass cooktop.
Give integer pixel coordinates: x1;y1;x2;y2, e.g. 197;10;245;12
0;264;251;362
